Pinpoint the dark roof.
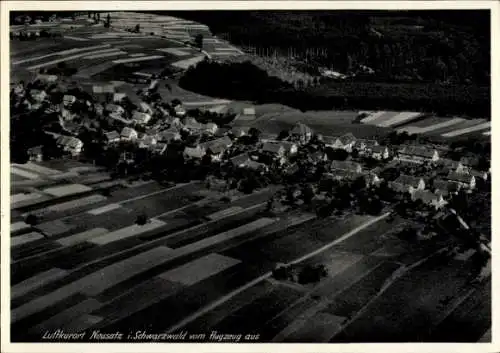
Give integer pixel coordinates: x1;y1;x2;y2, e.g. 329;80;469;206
290;122;313;136
330;160;361;172
230;153;251;166
445;172;474;184
394;174;424;187
398;146;437;159
200;136;232;154
413;190;440;204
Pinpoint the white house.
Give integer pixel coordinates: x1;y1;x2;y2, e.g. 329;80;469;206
132;111;152;125
31;89;47;102
56;136;83;156
121;127;138;141
290;122;314;144
183;146;205;160
104;131;121;144
371;145;390;160
113;92;127;103
63;95;77;107
390;174;426;194
36;74;58;84
199;136;233;161
174;105;187;117
412;190;448;210
326;133;357;152
445;172;476;190
397;146;439;164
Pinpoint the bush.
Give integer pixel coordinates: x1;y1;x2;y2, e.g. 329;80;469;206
136;214;148;225
25;214;38;226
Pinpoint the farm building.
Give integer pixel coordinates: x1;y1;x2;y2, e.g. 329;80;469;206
27;146;44;162
184;146;205;160
231;126;250;137
132;111;152;125
412;190;448;210
56;136;83;156
371;145;390;160
200;136;233;161
104;131;121;144
139;135;157;149
325;133;357;152
290;122;314;144
396;146;440;164
444;172;476;190
330;160;363;173
63;95;77;106
113;93;127;103
30;89;47;102
105;104;125;115
439;159;469;174
389;174;426;195
36;74;58;84
121;127;138;140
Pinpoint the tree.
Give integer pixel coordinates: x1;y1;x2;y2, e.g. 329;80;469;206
248;127;261;143
194;34;204;50
25;214;38;226
136;213;148;225
277;130;289;140
135;23;140;33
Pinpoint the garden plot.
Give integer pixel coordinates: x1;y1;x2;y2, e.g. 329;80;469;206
88;218;166;245
158;253;241;286
183;99;232;107
36;220;76;238
397;117;464;134
83;50;128;60
157;48;193;56
284;312;345;342
56;227;109;247
11;167;40;180
207;207;244;221
171;55;205;70
87;203;123;215
14;43;112;66
43;184;92;197
11;232;45;248
422;118;487;136
13;162;61;175
26;47;121;70
43;194;108;214
375;111;423;127
12;268;68;300
129;53;146;57
64;35;90;41
112;55;165;64
441;121;491;138
11;192;43;205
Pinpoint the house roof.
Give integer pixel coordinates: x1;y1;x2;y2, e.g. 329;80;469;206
184;117;203;130
353;139;379;150
459;156;479;167
105;104;124;113
398;145;437;159
200;136;232;154
371;145;387;154
184;146;205;158
63;95;76;103
337;133;356;145
231;126;249;136
93;85;115;94
290;122;313;136
113;92;126;102
140;102;152;111
230;152;251;166
246;160;267;170
262;142;285;154
439;158;462;169
243;107;256;115
159;131;180;142
394;174;424;187
132;111;152;124
330;160;362;172
104;131;120;141
310;151;326;162
470;169;488;179
445;172;474;184
389;181;409;193
28;145;43;154
332;169;364;180
56;135;82;148
121;127;137;138
413;190;440;204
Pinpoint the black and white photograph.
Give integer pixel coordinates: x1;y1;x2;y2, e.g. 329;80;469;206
1;1;496;350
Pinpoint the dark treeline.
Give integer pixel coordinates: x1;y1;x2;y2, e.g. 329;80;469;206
179;60;490;118
163;10;490;85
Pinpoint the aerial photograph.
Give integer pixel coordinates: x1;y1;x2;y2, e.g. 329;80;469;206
8;9;491;343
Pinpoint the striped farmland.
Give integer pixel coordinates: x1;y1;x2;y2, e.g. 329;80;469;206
398;117;465;134
441;122;491;138
376;112;423;127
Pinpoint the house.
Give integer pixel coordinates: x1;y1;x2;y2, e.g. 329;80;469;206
183;117;204;131
326;133;357;152
230;126;249;137
120;127;138;141
152;143;167;155
200;136;233;161
159;130;181;143
93;85;115;94
470;169;489;181
389;174;426;194
396;146;439;164
371;145;390;160
445;172;476;189
27;146;43;162
261;141;297;160
105;104;125;116
36;74;58;84
139;135;157;149
309;151;328;163
353;139;379;153
412;190;448;210
63;95;76;107
104;131;121;144
139;102;153;115
132;111;152;125
174;105;186;117
56;136;83;156
459;157;479;169
183;146;205;159
204;123;218;134
60;108;75;121
236;107;256;120
432;179;459;197
330;160;363;173
230;153;252;167
31;89;47;102
439;159;469;174
290;122;314;144
113;92;127;103
245;160;269;172
329;169;365;183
